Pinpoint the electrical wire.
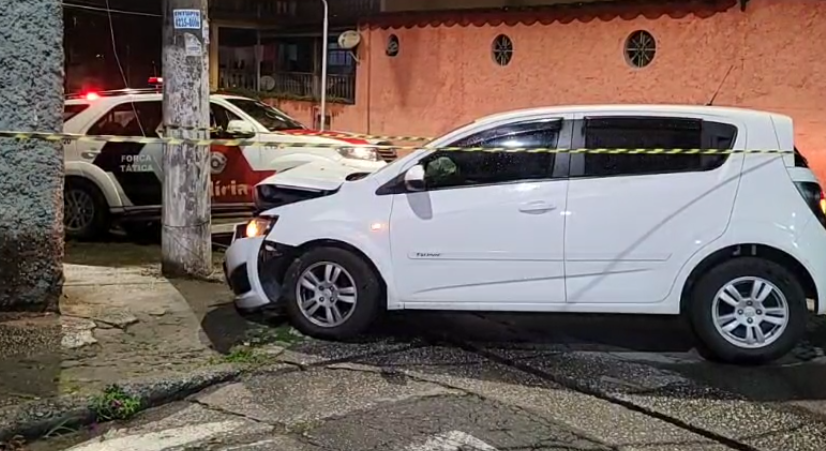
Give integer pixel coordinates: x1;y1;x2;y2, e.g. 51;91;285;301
76;0;237;275
103;0;145;136
63;1;161;18
96;0;225;274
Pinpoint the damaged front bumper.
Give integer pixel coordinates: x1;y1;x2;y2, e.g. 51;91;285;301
224;230;295;313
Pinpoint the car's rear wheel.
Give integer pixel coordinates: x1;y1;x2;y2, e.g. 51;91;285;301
688;257;807;364
64;178;110;241
283;246;382;340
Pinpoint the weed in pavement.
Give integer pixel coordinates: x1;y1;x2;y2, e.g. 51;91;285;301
89;384;142;422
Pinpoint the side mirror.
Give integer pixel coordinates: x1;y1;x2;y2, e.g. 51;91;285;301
226;120;256;138
404;165;426;191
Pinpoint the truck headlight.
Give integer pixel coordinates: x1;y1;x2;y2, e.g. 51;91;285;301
337;147;379;161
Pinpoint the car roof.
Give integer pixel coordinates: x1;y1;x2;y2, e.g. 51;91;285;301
64;92;253;105
471;104;791;125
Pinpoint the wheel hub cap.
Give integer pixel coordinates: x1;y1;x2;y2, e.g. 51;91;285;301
712;276;789;349
296;262;358;328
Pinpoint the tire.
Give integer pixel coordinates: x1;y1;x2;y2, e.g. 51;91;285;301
283;246;382;340
64;178;110;241
687;257;807;365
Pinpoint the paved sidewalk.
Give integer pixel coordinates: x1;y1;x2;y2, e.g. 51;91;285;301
8;241;826;451
36;337;826;451
0;242;291;447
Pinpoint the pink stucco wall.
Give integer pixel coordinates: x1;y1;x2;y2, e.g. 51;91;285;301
281;0;826;179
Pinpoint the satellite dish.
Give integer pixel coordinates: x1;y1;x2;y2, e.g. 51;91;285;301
337;30;361;50
259;75;275;91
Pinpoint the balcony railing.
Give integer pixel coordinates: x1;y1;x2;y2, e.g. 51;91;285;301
210;0;379;25
218;70;355;104
211;0;296;22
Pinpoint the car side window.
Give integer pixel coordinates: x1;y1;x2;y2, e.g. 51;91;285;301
210;103;242;131
581;117;737;177
64;104;89;122
419;120;560;190
87;101;163;137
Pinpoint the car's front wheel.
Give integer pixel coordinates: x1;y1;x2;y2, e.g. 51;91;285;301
688;257;807;365
283;246;382;340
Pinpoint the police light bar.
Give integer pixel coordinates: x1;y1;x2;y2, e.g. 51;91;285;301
148;77;163;85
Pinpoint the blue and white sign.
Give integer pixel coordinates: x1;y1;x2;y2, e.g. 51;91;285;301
173;9;202;29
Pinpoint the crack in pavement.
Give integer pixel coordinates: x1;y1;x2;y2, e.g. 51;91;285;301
325;363;617;450
189;396;277;427
424;333;761;451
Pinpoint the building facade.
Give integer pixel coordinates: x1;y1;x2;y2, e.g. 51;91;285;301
273;0;826;180
61;0;826;180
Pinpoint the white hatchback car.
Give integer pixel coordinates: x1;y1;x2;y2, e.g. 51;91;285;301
224;105;826;364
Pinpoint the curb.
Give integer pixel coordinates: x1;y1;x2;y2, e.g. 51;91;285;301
0;366;241;443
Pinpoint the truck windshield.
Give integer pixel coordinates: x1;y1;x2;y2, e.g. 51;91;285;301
227;99;306;132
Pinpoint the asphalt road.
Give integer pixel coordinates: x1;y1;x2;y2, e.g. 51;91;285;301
43;239;826;451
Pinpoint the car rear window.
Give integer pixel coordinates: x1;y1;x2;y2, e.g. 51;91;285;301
64;104;90;122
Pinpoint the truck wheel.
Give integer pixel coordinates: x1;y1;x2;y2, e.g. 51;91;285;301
283;246;382;340
687;257;807;365
64;178;110;241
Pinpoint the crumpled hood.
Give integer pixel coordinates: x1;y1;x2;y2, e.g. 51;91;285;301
255;160;368;192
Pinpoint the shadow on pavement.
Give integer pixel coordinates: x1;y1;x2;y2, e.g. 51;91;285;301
198;302;826;412
0;314;62;410
63;233;231;268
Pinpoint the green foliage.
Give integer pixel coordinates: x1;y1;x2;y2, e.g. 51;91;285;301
89;384;142;422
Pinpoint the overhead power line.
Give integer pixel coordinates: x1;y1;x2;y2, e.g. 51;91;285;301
63;1;162;18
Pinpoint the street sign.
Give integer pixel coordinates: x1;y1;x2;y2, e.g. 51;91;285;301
407;431;498;451
173;9;202;29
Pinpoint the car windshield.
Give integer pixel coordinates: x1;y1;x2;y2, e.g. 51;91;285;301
361;122;471;179
226;98;306;132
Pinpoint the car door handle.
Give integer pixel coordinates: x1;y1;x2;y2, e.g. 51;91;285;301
518;201;556;213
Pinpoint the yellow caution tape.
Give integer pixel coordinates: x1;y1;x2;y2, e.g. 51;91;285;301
161;125;433;142
0;131;793;154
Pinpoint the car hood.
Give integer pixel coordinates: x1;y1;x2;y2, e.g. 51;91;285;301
264;129;384;146
256;160;367;192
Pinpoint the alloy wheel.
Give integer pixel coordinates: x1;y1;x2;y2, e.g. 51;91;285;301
296;261;358;328
711;276;789;349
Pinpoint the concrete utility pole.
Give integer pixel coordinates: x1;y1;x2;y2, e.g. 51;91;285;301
161;0;212;277
0;0;64;311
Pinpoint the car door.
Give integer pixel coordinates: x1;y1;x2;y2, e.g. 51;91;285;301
387;116;574;307
208;102;274;208
564;113;744;305
85;100;164;207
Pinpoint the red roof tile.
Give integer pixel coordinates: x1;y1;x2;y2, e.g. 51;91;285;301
361;0;738;30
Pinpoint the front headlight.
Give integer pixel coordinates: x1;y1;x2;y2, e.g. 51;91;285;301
337;147;379;161
243;216;277;238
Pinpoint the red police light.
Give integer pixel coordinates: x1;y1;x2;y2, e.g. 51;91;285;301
85;92;100;101
148;77;163;85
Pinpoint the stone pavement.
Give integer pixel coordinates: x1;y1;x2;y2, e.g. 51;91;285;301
0;240;287;446
9;240;826;450
35;333;826;451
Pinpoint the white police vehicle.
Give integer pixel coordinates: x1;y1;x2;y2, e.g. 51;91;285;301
62;78;394;239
